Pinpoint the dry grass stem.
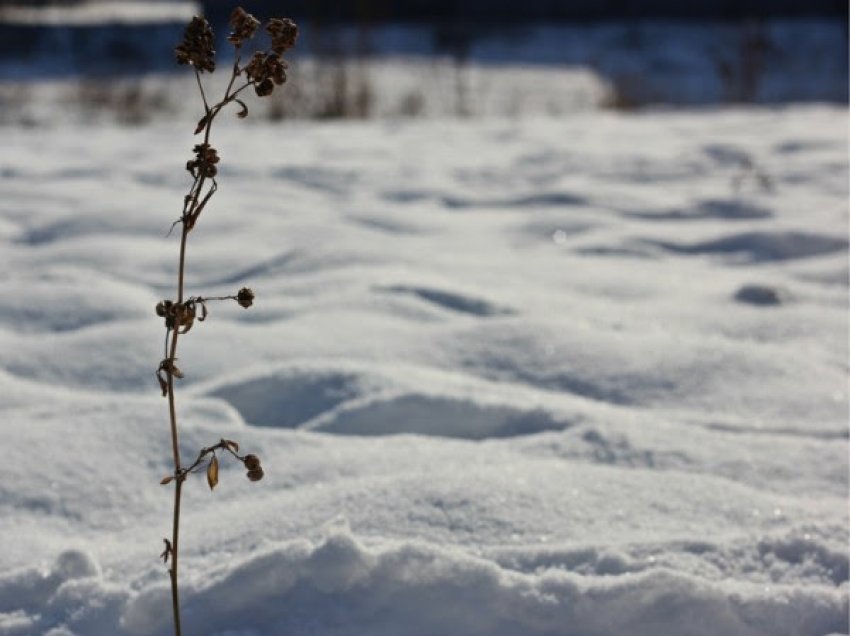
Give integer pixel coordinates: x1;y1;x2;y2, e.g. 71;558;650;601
155;9;296;635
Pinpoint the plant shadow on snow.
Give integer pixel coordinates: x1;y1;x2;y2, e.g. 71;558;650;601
376;285;515;317
201;250;301;286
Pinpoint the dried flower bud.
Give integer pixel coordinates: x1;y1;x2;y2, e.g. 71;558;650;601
243;454;261;470
157;300;176;329
228;6;260;46
175;16;216;73
236;287;254;308
159;357;184;379
247;467;264;482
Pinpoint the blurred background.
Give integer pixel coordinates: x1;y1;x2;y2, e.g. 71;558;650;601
0;0;846;125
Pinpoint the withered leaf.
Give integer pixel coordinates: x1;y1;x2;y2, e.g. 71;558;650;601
194;114;209;135
160;474;174;485
235;99;249;119
157;374;168;397
177;318;194;335
171;364;184;379
223;439;239;453
207;455;219;490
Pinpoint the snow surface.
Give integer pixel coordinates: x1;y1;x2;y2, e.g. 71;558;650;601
0;106;847;635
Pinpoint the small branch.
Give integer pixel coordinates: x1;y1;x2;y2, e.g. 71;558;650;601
231;82;255;99
177;439;245;480
192;293;239;303
224;49;243;100
185;181;217;231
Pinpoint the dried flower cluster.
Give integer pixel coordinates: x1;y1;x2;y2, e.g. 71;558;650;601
227;6;260;46
240;16;298;96
174;16;216;73
157;9;297;636
267;17;299;53
244;52;288;96
186;143;219;178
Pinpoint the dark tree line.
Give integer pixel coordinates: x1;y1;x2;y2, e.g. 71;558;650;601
200;0;847;24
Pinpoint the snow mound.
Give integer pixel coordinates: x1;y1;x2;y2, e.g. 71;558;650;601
201;362;573;439
7;532;846;636
11;530;835;636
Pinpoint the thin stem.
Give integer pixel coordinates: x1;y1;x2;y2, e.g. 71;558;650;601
169;480;183;636
167;328;181;466
194;68;210;114
165;58;241;636
224;50;242;100
166;240;184;636
231;82;255;99
177;224;189;303
193;293;240;303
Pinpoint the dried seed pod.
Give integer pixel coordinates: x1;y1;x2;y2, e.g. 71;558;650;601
243;454;261;470
255;78;274;97
236;287;254;308
207;455;219;490
247;467;264;482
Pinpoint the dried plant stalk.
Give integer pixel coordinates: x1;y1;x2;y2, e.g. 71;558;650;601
156;9;296;636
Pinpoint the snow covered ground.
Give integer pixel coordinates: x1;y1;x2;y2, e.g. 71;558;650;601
0;106;847;635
